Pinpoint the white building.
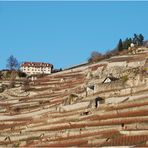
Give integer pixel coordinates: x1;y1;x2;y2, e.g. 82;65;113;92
20;62;53;75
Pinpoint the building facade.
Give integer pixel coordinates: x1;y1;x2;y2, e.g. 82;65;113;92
20;62;53;75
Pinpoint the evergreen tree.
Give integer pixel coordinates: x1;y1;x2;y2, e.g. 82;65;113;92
129;38;132;43
133;34;139;45
117;39;123;51
133;33;144;46
123;38;129;49
114;33;145;57
139;34;144;45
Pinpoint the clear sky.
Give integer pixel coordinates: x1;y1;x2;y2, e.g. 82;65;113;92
0;1;148;69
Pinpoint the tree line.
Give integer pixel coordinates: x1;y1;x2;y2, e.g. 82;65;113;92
88;33;145;63
117;33;144;51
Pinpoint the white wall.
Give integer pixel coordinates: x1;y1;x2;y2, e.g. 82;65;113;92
21;66;52;75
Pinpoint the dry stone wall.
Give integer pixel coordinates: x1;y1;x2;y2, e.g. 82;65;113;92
0;48;148;147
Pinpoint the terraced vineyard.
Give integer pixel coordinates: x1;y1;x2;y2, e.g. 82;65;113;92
0;48;148;147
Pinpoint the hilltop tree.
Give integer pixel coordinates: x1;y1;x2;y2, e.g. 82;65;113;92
133;33;144;46
139;34;144;45
133;34;139;45
6;55;19;70
122;38;132;49
116;34;144;52
88;33;145;63
117;39;123;51
88;51;104;63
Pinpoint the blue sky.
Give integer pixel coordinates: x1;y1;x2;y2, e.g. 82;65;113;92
0;1;148;69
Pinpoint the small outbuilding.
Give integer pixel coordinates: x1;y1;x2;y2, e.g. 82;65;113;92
86;85;95;96
95;97;105;108
102;76;119;84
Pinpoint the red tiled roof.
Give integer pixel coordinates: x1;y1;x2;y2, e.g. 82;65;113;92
21;62;53;68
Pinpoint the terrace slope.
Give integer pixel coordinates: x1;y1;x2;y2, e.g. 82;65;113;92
0;48;148;147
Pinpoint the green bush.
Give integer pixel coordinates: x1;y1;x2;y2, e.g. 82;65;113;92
18;71;27;77
5;71;12;78
121;75;128;82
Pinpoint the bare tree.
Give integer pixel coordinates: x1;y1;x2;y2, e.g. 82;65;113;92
143;40;148;47
88;51;104;63
8;71;17;89
6;55;19;70
21;78;30;92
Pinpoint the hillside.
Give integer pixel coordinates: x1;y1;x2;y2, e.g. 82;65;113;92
0;47;148;147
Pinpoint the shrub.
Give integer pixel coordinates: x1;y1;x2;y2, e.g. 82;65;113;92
88;51;104;63
8;71;17;89
121;75;128;83
17;71;27;77
21;78;30;91
8;80;15;89
104;49;119;58
5;71;12;78
6;55;19;70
